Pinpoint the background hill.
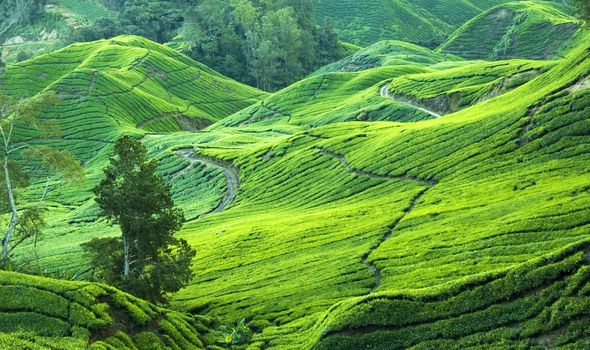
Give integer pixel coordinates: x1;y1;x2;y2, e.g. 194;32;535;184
314;0;510;46
439;1;581;59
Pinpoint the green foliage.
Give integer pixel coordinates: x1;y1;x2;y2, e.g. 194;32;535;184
0;270;212;349
89;136;195;303
220;318;252;346
120;0;183;42
177;0;343;90
1;11;590;350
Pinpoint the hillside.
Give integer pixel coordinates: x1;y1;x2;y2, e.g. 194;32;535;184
168;32;590;347
0;8;589;350
314;0;510;46
0;35;265;274
0;270;215;349
311;40;460;75
439;1;581;60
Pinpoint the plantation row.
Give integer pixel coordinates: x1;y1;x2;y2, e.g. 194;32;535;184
0;271;213;349
221;66;437;129
166;32;590;348
439;2;580;60
312;241;590;349
386;59;550;114
314;0;506;46
313;40;460;75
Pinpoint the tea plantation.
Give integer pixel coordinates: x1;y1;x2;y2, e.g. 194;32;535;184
0;4;589;350
439;1;581;60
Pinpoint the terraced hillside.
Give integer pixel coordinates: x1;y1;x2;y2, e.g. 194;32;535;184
0;271;215;349
169;32;590;348
312;40;460;75
439;1;581;60
0;35;265;274
314;0;510;46
0;22;589;350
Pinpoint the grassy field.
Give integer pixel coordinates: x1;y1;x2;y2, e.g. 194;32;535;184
0;17;589;350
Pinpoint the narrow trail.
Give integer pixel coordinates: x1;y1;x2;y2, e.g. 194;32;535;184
175;148;240;217
380;85;442;119
318;147;436;293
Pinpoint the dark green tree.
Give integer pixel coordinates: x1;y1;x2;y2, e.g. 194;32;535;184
85;136;195;302
121;0;184;42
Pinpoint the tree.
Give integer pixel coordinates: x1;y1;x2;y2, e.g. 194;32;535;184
85;136;195;302
572;0;590;20
0;92;84;264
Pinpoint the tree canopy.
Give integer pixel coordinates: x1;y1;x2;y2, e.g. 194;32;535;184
85;136;195;303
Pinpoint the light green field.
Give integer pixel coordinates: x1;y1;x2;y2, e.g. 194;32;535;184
0;20;589;350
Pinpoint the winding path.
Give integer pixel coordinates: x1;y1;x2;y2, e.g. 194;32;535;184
174;148;240;216
380;85;442;119
318;147;437;293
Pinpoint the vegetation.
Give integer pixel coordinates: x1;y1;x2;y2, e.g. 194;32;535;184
0;91;83;266
85;136;195;303
0;270;214;349
0;2;589;350
313;0;509;46
573;0;590;20
2;0;342;90
438;1;581;60
175;0;343;90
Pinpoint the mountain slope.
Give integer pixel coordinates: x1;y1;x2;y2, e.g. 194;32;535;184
0;28;589;350
439;1;581;60
0;35;265;274
314;0;511;46
0;35;266;139
311;40;460;75
168;32;590;348
0;271;214;349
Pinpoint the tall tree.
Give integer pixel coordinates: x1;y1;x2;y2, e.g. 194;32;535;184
0;92;84;263
86;136;195;302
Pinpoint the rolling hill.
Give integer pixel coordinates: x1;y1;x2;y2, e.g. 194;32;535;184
311;40;460;75
0;10;589;350
0;270;215;349
439;1;581;60
313;0;511;46
0;35;265;274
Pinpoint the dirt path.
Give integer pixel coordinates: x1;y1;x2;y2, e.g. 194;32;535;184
318;147;436;293
380;85;442;119
175;148;240;216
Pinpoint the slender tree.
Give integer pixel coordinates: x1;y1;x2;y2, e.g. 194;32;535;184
0;92;84;263
86;136;195;302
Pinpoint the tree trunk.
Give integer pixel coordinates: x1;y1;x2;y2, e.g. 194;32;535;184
123;236;130;277
2;154;18;261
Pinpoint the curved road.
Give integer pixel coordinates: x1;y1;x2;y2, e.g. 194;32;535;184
175;148;240;216
380;85;442;119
